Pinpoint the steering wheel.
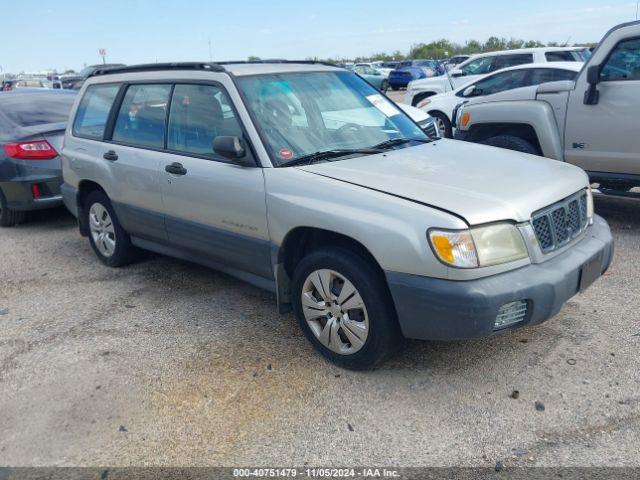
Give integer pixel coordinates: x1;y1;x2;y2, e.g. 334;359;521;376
337;123;366;140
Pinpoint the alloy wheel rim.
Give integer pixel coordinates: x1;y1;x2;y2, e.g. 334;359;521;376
301;269;369;355
89;203;116;257
435;117;447;135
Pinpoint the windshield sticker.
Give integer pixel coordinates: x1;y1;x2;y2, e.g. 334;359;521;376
365;94;400;117
278;148;294;160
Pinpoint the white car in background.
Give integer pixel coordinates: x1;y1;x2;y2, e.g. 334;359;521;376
356;62;394;78
417;62;582;137
404;47;589;107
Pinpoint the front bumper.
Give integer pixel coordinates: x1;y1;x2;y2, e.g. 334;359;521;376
453;129;469;142
386;215;614;341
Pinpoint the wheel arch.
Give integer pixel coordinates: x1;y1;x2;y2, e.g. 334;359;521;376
467;123;543;154
274;226;387;313
77;180;108;236
461;101;563;159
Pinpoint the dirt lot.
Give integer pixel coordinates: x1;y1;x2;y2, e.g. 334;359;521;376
0;194;639;467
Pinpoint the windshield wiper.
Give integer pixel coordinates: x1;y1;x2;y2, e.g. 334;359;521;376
282;148;383;167
371;137;432;150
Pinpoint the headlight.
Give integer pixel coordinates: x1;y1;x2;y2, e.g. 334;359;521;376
586;187;594;223
429;223;528;268
417;98;432;108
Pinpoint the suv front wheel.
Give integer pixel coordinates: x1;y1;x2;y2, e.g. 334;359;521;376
84;190;138;267
291;248;402;370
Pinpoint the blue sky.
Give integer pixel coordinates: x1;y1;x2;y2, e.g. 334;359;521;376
1;0;638;73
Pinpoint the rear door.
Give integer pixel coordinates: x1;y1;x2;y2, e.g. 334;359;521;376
565;31;640;175
104;83;172;241
160;81;272;280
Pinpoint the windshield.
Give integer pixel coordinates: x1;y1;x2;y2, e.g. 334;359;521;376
237;71;426;166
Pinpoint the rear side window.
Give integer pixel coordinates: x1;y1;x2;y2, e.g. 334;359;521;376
492;54;533;71
545;51;581;62
73;84;120;139
167;84;243;157
529;68;577;84
112;84;172;149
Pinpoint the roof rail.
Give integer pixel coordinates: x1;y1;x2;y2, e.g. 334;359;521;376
88;62;226;78
219;59;338;68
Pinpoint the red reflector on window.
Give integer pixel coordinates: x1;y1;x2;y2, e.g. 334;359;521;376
3;140;57;160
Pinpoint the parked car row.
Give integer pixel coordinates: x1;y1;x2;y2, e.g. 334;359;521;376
404;46;590;106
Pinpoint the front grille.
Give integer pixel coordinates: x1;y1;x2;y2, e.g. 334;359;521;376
422;120;438;138
532;190;589;253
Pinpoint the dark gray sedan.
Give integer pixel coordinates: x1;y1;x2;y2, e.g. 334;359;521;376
0;89;76;226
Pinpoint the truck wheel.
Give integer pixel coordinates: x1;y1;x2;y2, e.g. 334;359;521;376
0;189;27;227
481;135;540;155
84;190;138;267
291;247;403;370
429;111;453;138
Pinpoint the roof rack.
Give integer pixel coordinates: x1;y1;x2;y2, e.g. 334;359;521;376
219;59;337;67
88;62;226;78
87;60;340;79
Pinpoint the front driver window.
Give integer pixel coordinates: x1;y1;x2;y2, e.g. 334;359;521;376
167;84;243;157
462;69;530;97
460;57;494;76
601;38;640;81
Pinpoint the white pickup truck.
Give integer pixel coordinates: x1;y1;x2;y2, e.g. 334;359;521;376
454;21;640;194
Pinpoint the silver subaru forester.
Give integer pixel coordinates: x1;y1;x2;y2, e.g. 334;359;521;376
61;61;613;369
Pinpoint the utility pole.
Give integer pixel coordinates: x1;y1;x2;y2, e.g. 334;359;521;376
208;38;213;61
637;0;639;20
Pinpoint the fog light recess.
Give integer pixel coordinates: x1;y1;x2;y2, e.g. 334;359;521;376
494;300;528;330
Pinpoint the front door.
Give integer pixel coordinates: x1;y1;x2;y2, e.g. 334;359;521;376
160;83;272;280
565;36;640;176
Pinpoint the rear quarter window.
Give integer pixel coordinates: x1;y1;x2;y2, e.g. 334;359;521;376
73;84;120;139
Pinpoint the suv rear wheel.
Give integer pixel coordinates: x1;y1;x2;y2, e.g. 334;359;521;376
291;247;402;370
84;190;138;267
0;189;27;227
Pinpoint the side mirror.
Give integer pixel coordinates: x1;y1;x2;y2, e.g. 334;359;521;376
587;64;600;85
462;85;476;97
213;136;252;166
451;69;464;78
584;64;601;105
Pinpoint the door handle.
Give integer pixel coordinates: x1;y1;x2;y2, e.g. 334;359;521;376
103;150;118;161
165;162;187;175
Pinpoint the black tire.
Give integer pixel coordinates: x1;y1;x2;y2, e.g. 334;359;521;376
429;110;453;138
0;188;27;227
480;135;540;155
84;190;138;267
291;247;403;370
390;85;400;91
380;79;389;92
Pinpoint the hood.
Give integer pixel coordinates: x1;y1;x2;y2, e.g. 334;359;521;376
296;139;588;225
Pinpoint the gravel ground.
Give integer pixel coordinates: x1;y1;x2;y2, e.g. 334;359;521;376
0;194;638;468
